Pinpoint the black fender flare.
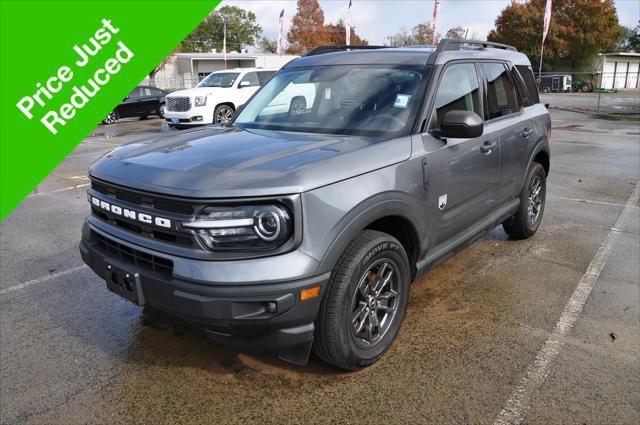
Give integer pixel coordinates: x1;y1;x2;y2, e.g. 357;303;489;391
316;192;426;276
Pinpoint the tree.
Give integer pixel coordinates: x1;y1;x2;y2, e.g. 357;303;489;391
388;21;437;47
257;37;278;53
616;22;640;52
325;19;369;45
287;0;328;54
488;0;621;70
180;6;262;53
445;26;467;40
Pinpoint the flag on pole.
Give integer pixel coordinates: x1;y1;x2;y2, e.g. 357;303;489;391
346;0;352;46
431;0;440;45
277;9;285;55
222;15;228;65
542;0;552;44
538;0;552;78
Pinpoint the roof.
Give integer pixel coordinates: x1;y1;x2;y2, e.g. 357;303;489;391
599;52;640;57
174;52;299;60
208;67;279;73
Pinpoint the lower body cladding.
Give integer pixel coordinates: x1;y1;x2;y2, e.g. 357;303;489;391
79;221;329;365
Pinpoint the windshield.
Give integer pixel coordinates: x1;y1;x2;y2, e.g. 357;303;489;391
198;72;240;88
233;65;429;137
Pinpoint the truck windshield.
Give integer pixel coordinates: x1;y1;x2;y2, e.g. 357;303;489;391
233;65;429;137
198;72;240;88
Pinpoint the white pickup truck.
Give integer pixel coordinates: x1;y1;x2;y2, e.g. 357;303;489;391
164;68;277;128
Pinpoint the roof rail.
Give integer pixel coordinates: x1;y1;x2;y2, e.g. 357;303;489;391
436;39;517;52
304;45;389;56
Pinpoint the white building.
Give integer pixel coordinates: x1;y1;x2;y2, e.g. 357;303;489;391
595;52;640;90
142;52;299;90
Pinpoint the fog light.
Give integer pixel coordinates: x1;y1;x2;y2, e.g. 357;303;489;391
300;285;321;301
192;116;203;122
266;301;277;313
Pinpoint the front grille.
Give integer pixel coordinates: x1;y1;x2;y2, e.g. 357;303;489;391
93;231;173;277
166;97;191;112
90;180;195;248
91;181;193;215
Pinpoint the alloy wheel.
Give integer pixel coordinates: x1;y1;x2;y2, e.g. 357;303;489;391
527;175;543;225
215;106;234;124
103;111;117;124
350;259;400;346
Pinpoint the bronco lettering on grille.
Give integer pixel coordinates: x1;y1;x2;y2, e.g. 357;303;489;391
90;196;172;228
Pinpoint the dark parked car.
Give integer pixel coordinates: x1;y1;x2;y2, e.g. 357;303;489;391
102;85;168;124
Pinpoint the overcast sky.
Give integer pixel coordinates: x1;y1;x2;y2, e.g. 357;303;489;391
224;0;640;46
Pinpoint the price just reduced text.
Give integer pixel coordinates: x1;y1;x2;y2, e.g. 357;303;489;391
15;19;134;135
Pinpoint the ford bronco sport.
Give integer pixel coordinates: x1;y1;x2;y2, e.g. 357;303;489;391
80;39;551;370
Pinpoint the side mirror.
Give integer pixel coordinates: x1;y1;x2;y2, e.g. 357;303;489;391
440;110;483;139
239;81;251;88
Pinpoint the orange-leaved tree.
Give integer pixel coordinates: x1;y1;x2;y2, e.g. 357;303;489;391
287;0;328;54
488;0;621;70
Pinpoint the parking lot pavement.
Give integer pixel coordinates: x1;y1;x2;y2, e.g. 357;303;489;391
1;111;638;425
541;91;640;114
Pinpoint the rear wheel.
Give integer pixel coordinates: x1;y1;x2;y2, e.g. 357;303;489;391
213;104;234;125
313;230;410;370
503;162;546;239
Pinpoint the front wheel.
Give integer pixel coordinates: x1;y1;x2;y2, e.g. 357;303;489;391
101;111;118;125
213;104;234;125
503;162;546;239
158;103;165;118
313;230;410;370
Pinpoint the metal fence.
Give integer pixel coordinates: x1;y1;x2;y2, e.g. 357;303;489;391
540;92;640;114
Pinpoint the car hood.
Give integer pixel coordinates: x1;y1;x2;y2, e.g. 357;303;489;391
89;126;412;198
167;87;226;99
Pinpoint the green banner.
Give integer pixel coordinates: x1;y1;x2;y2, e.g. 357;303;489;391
0;0;221;220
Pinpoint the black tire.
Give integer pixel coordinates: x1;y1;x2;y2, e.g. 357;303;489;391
158;103;165;118
213;104;235;125
503;162;546;239
313;230;410;370
101;111;118;125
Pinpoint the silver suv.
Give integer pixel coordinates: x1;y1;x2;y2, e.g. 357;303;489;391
80;40;550;370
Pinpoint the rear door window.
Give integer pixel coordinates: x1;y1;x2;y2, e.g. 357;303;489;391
481;63;519;120
257;71;275;85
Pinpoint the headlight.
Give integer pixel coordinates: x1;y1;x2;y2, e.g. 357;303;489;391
194;96;207;107
182;204;292;251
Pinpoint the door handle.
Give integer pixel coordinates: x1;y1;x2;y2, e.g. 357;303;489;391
480;141;496;154
521;127;533;139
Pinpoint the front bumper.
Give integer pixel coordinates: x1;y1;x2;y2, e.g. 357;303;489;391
164;107;212;125
79;221;329;365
